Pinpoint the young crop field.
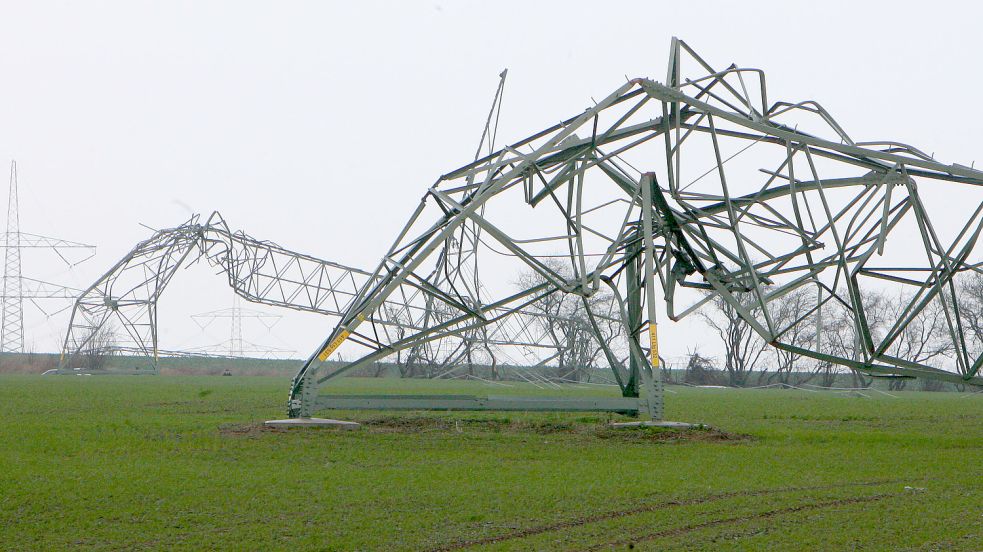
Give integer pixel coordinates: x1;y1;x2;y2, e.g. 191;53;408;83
0;374;980;550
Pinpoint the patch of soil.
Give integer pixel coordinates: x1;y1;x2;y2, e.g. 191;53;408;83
218;422;287;437
218;416;754;446
357;415;753;443
592;425;753;444
360;416;509;433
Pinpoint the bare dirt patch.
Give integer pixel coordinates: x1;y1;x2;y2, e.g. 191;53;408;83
357;415;753;443
218;422;287;437
217;416;753;444
592;425;751;444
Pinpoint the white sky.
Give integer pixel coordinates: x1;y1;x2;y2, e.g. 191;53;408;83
1;0;981;364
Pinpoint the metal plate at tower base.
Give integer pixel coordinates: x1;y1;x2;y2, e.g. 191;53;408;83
264;417;361;429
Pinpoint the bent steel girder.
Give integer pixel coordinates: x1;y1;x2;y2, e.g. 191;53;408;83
61;212;570;370
61;211;397;368
291;37;983;416
62;215;204;367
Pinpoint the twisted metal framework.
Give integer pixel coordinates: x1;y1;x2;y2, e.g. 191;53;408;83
61;212;381;367
60;212;569;371
289;38;983;418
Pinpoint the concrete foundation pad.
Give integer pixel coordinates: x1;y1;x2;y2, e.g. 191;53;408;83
609;420;705;430
264;417;361;429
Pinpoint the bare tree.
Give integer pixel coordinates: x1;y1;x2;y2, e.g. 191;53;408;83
682;349;722;386
811;360;839;388
820;290;953;389
919;377;946;392
384;295;503;380
659;355;674;385
767;287;817;385
516;262;622;382
69;323;117;371
382;303;422;378
820;293;888;388
882;294;954;390
958;270;983;379
700;292;769;387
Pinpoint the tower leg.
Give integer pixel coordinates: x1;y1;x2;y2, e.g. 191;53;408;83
640;173;665;421
298;367;317;418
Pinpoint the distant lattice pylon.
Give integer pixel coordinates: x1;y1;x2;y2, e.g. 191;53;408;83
2;162;23;352
0;161;96;353
190;295;290;359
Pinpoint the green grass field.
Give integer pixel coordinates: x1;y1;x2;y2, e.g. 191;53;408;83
0;375;980;550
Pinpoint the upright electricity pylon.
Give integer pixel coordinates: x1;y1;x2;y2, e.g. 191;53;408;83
190;295;291;359
2;162;23;351
230;296;243;357
0;161;96;352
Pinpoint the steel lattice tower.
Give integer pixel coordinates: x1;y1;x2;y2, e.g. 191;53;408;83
1;161;23;352
0;161;96;354
188;295;290;359
230;295;243;357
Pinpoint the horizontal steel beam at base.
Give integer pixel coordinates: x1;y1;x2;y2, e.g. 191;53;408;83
314;394;642;414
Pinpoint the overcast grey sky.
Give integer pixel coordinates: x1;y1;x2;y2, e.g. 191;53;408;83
1;0;981;361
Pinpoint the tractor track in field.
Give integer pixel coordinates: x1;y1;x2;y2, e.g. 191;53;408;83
428;479;906;551
583;492;896;550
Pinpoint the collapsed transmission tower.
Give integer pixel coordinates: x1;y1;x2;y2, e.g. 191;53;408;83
61;212;568;370
288;38;983;419
1;161;95;352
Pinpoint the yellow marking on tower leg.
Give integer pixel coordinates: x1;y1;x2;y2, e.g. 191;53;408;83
649;323;659;366
318;329;350;362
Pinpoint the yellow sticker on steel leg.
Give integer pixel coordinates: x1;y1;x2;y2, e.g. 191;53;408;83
317;329;350;361
649;324;659;366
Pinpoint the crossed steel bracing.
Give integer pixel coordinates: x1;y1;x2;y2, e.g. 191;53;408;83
60;212;574;371
289;38;983;418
